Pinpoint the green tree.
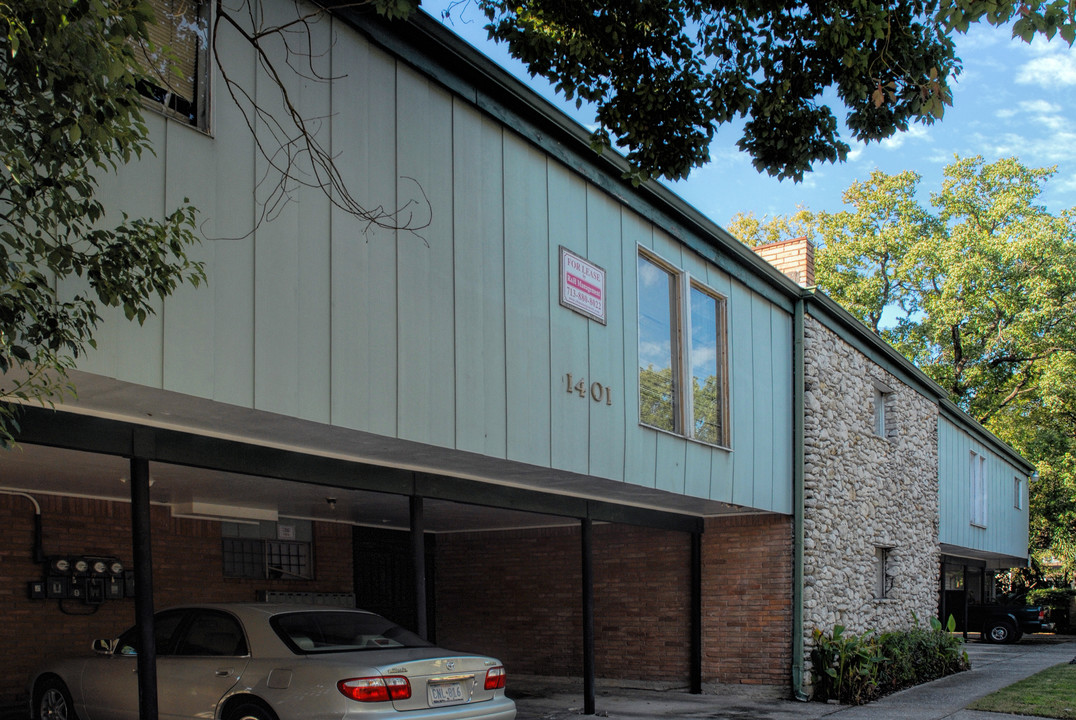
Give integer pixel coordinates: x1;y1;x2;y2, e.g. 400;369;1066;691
436;0;1076;183
639;364;676;431
897;158;1076;425
727;208;817;250
737;156;1076;579
1;0;205;443
813;171;937;334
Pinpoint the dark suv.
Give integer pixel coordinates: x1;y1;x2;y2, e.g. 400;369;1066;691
960;598;1052;643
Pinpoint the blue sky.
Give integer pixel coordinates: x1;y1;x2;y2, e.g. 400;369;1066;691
424;4;1076;230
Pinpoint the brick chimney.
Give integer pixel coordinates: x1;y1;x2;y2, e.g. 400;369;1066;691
753;236;815;287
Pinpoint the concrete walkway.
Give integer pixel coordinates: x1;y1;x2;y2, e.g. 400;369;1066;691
511;637;1076;720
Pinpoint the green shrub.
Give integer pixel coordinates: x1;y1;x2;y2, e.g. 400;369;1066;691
809;625;883;704
1028;588;1076;633
810;616;969;704
1027;588;1075;608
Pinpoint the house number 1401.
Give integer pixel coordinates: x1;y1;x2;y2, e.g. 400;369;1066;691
565;373;613;405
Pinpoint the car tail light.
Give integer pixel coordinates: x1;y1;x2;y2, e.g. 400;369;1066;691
338;676;412;702
484;666;506;690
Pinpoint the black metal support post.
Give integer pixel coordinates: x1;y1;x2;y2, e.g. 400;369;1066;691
968;559;977;641
581;516;595;715
130;456;158;720
690;531;702;694
410;494;428;640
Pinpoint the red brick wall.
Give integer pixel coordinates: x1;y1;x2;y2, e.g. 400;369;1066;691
434;523;694;683
1;491;794;706
701;514;793;687
0;493;352;707
436;516;793;689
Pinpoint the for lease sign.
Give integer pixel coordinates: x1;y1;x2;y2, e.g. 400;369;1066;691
559;247;606;324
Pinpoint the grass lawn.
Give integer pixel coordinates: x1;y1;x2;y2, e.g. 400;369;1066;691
968;663;1076;719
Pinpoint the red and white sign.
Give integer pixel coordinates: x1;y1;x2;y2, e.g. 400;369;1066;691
559;247;606;324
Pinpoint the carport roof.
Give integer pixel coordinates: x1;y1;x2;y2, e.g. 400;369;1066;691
1;374;761;534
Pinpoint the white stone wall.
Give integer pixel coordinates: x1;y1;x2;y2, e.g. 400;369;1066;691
802;316;940;649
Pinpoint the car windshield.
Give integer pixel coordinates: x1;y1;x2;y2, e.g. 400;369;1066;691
271;611;433;654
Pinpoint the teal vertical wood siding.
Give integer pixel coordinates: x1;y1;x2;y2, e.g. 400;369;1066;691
938;416;1030;561
76;12;795;514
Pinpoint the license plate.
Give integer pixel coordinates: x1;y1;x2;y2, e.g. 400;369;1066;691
429;681;465;706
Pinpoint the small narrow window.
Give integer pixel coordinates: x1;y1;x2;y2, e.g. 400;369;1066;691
970;452;987;528
874;389;886;436
875;546;893;599
1014;476;1024;510
872;382;893;438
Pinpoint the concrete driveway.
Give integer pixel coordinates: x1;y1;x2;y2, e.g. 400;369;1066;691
510;636;1076;720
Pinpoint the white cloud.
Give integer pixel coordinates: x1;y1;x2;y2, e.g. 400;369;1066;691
846;142;867;162
1018;99;1062;115
986;130;1076;163
1017;53;1076;87
880;125;930;151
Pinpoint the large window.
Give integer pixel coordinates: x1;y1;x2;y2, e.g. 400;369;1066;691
136;0;211;130
637;250;728;446
638;255;679;433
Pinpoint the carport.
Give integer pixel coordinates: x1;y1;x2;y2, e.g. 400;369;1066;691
3;401;713;717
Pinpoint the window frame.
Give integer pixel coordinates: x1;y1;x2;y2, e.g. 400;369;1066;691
222;520;314;580
874;546;893;599
636;247;730;448
1014;475;1024;510
136;0;212;132
873;388;887;437
871;380;894;439
637;251;682;436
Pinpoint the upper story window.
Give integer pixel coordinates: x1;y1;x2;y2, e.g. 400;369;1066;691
873;388;887;436
637;250;728;446
970;451;987;528
1014;476;1024;510
136;0;211;131
872;381;894;439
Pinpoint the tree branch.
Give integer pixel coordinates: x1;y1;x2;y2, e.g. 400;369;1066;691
212;0;432;240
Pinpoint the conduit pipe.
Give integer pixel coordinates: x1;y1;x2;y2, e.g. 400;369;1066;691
0;489;45;563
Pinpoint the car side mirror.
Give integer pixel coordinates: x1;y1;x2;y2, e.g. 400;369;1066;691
93;638;118;655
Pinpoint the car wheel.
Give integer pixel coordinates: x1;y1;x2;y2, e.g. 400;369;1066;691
224;699;278;720
34;678;77;720
985;620;1017;644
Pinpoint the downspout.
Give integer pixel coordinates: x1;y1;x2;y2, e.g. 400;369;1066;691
792;295;808;701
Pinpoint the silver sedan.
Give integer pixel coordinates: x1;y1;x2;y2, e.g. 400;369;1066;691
30;603;516;720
